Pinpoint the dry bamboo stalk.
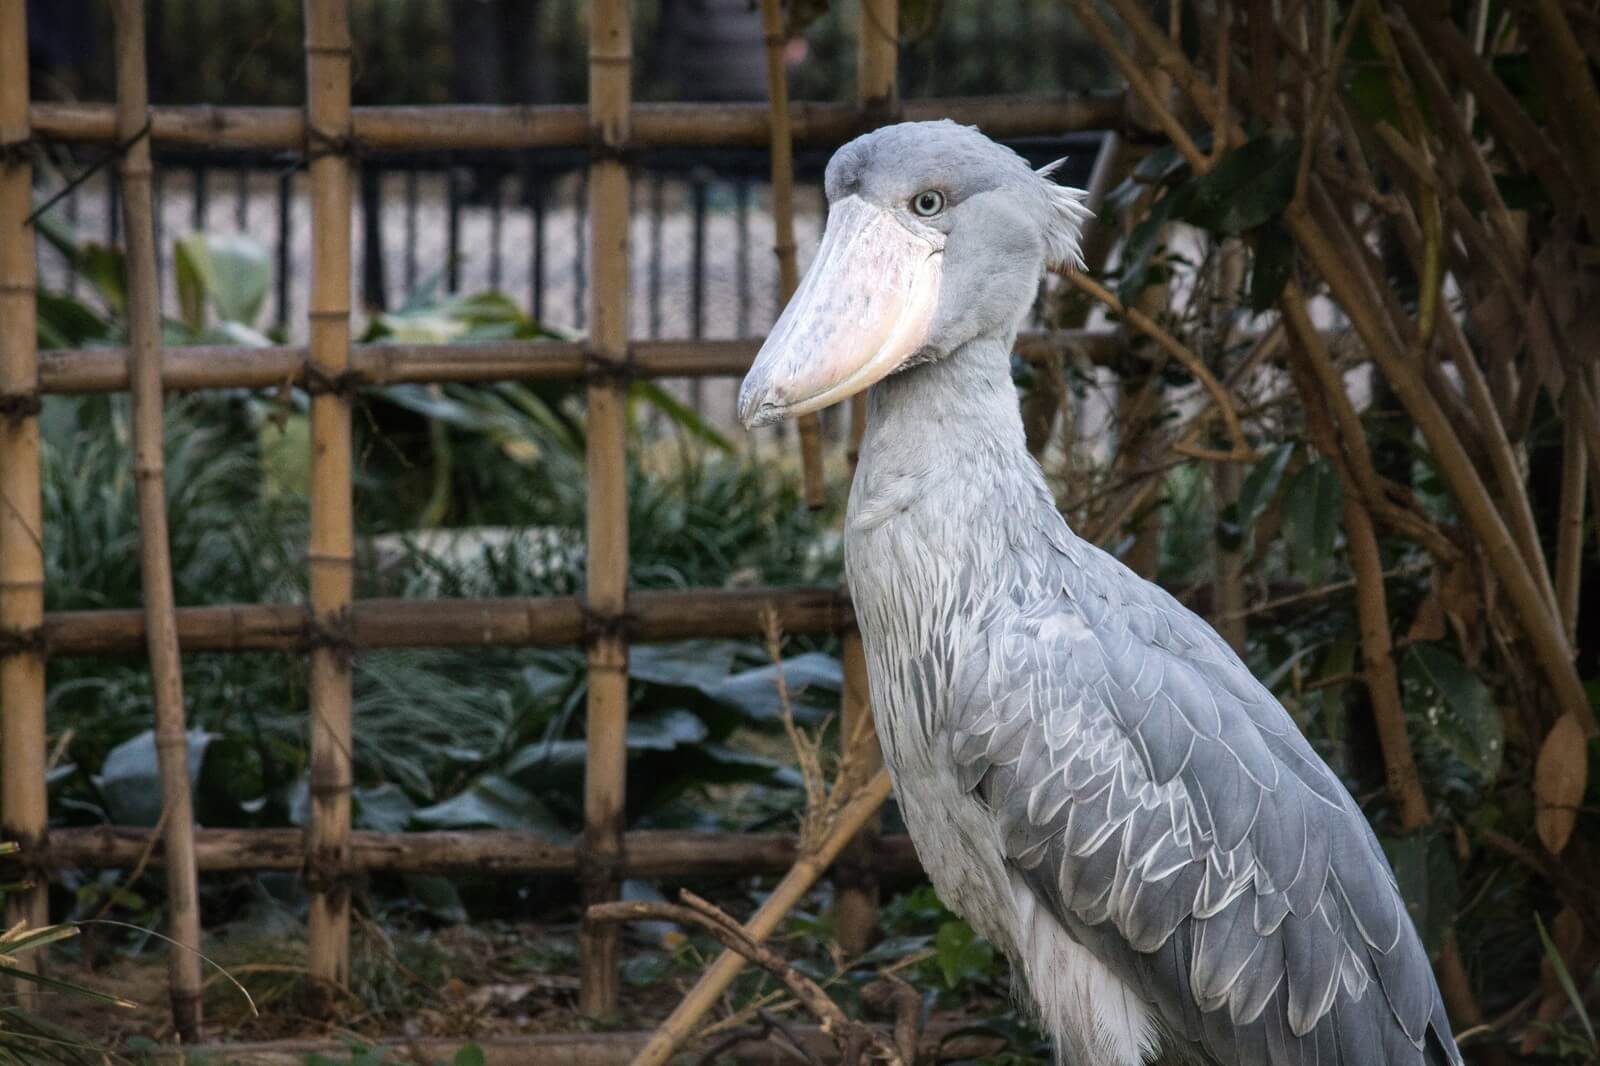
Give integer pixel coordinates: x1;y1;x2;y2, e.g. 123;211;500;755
302;0;356;1009
630;768;894;1066
823;0;901;962
832;630;880;955
0;0;49;1000
37;331;1127;395
28;95;1126;153
759;0;824;510
42;825;924;879
579;0;632;1017
1289;199;1596;737
1555;385;1587;644
110;0;203;1038
0;0;47;1011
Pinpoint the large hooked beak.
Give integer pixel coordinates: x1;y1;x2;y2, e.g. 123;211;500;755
738;196;942;428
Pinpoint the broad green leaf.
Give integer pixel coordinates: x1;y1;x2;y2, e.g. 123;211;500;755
352;782;416;833
411;774;570;841
77;243;128;317
1115;199;1176;305
1381;833;1458;957
1281;458;1342;583
94;729;214;827
453;1046;489;1066
1404;643;1503;782
1176;134;1300;235
623;709;708;751
704;652;843;725
36;290;114;349
1238;443;1295;528
1219;442;1294;552
934;920;995;989
174;232;270;330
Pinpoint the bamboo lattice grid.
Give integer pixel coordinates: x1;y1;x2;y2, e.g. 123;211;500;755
0;0;1126;1047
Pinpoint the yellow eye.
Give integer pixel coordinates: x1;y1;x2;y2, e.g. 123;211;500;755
911;189;945;217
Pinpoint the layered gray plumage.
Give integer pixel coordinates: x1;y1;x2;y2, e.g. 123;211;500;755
740;121;1464;1066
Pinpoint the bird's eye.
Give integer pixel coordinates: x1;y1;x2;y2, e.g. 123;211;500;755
911;189;945;217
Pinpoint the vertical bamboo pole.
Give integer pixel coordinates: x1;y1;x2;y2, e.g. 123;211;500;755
831;0;899;958
579;0;632;1018
110;0;203;1039
760;0;825;510
850;0;898;468
302;0;356;1011
0;0;48;994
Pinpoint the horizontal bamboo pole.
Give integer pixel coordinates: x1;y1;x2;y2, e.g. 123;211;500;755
41;826;922;878
40;586;853;657
34;574;1315;659
29;94;1126;152
37;332;1125;395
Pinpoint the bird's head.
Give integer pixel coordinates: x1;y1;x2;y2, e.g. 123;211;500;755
738;120;1090;428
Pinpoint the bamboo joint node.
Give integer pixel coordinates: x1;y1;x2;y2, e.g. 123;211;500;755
581;605;639;648
0;391;42;421
305;606;355;665
303;125;361;162
302;363;368;397
583;345;635;385
0;627;47;659
0;137;32;165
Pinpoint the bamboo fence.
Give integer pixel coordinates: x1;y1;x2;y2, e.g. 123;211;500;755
0;0;1130;1048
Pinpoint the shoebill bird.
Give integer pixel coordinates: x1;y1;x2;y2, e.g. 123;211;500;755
738;121;1463;1066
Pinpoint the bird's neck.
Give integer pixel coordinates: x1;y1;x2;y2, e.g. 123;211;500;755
847;334;1068;572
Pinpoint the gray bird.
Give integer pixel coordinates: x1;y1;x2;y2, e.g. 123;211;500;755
739;121;1464;1066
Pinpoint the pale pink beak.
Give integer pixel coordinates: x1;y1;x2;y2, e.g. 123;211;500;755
738;196;942;427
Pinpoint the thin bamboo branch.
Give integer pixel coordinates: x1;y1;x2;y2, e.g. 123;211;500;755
759;0;824;510
302;0;356;1010
1289;195;1594;737
1288;341;1430;830
1527;0;1600;237
580;0;632;1017
29;95;1127;152
110;0;202;1038
1070;0;1207;172
1388;9;1525;264
1555;387;1587;644
1294;0;1366;205
1397;0;1579;223
587;894;903;1065
630;768;894;1066
0;0;49;994
1059;270;1253;460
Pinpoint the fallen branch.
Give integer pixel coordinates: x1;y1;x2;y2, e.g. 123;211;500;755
625;768;894;1066
590;888;903;1066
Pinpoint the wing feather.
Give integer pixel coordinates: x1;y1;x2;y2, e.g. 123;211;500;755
950;536;1463;1066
